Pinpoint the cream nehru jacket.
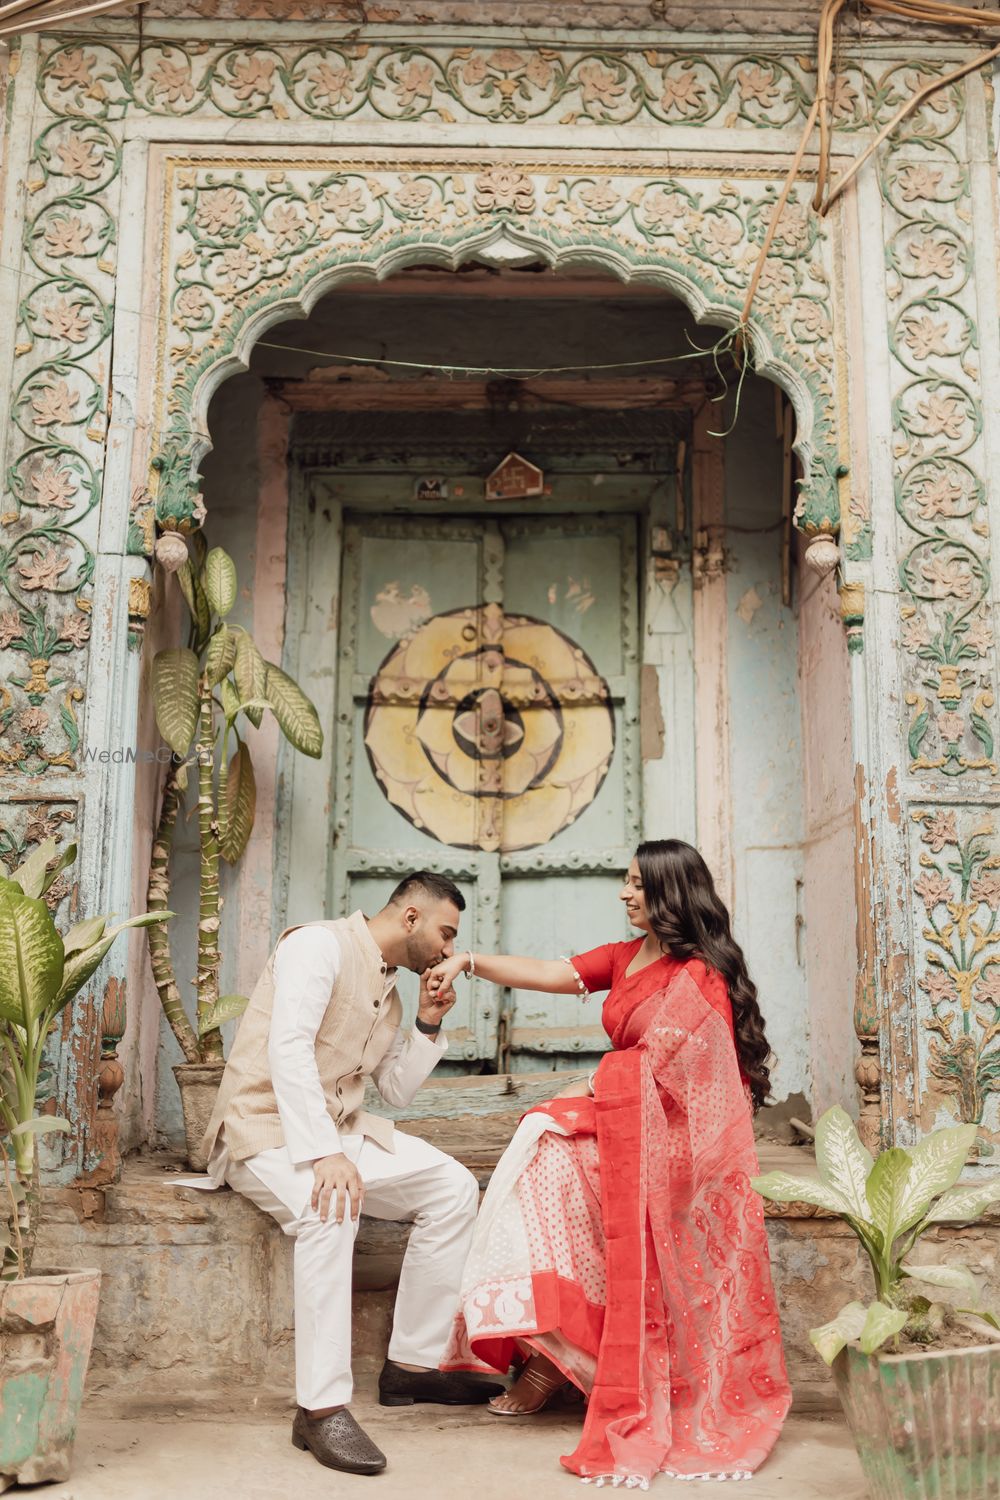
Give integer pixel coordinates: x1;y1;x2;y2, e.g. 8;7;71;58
202;911;406;1163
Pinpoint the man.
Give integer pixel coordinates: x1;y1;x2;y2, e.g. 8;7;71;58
201;872;502;1476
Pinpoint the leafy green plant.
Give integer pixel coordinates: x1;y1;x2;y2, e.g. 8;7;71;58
752;1106;1000;1364
147;538;323;1065
1;839;170;1278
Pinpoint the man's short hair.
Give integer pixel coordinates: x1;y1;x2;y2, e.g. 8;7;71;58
388;871;466;912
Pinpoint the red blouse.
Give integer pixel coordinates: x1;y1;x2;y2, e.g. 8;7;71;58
572;938;737;1050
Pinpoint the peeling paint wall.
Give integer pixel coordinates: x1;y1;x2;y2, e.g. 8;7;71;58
797;550;858;1117
723;379;808;1105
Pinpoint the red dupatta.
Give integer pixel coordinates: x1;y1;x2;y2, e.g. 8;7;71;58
549;962;790;1484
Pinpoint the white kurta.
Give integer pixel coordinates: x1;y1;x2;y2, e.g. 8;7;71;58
217;925;478;1409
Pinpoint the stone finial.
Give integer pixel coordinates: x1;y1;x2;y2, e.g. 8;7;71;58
154;532;190;572
803;532;839;576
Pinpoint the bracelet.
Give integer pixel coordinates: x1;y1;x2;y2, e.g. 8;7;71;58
587;1070;597;1096
415;1015;441;1036
559;956;589;1000
464;950;476;982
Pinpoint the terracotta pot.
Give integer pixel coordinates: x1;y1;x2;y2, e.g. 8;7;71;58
833;1338;1000;1500
173;1061;224;1171
0;1267;101;1489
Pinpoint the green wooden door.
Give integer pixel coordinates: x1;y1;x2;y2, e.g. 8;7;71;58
334;512;639;1074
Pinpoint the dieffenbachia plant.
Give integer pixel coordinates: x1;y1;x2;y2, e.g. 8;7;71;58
752;1106;1000;1363
0;838;170;1277
148;539;323;1065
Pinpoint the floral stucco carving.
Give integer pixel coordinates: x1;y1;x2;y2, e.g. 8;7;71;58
153;153;842;543
38;37;962;140
884;123;997;783
911;808;1000;1137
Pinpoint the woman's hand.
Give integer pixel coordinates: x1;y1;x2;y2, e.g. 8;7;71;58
418;967;458;1029
427;953;468;995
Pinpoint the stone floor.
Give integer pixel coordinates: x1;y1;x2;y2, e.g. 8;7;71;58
43;1396;867;1499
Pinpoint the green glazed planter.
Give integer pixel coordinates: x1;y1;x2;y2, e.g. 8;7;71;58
833;1339;1000;1500
0;1267;101;1490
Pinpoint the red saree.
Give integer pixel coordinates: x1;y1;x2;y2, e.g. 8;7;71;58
442;941;791;1487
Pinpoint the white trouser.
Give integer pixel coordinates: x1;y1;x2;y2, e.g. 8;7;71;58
224;1131;479;1410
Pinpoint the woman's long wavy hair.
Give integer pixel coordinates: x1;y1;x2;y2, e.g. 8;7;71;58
636;838;773;1111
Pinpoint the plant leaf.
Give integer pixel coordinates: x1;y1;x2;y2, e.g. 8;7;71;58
901;1262;980;1303
815;1106;875;1223
176;556;197;616
263;661;323;758
52;911;172;1012
895;1124;978;1234
152;648;200;756
52;934;116;1010
198;993;250;1037
957;1309;1000;1331
234;632;267;729
925;1179;1000;1223
0;882;64;1027
809;1301;868;1366
220;676;242;722
859;1300;908;1356
11;1116;70;1136
203;547;238;617
178;559;211;650
220;741;256;865
62;915;107;955
205;624;237;688
100;911;173;943
865;1147;913;1249
11;837;77;900
751;1170;854;1216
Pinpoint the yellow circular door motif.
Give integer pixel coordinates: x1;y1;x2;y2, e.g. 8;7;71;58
364;603;615;852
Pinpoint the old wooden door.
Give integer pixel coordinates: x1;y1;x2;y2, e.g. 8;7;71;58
334;512;639;1075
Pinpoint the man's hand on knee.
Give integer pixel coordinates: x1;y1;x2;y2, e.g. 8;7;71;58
312;1153;364;1224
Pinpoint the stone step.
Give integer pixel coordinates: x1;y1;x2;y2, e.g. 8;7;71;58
31;1073;1000;1416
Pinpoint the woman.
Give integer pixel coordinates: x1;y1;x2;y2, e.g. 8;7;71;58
428;839;791;1488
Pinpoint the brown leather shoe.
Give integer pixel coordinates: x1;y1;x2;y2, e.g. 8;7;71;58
291;1407;387;1475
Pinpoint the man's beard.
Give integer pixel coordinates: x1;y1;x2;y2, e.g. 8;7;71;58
404;930;442;975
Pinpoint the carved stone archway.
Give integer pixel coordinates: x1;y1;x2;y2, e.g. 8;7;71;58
138;150;849;562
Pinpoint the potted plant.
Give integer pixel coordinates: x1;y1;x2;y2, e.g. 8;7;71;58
147;538;322;1167
1;838;169;1488
753;1106;1000;1500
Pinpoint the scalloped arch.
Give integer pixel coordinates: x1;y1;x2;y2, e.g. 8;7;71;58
150;203;843;542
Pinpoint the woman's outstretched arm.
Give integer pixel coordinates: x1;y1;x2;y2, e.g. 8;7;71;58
428;951;581;995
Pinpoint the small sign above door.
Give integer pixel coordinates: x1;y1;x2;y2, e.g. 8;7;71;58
485;452;544;502
414;475;448;502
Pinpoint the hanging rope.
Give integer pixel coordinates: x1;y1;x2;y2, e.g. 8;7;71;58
741;0;1000;329
0;0;146;39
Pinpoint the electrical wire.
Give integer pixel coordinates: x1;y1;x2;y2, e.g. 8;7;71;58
254;335;740;381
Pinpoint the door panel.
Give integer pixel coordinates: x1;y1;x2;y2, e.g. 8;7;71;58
334;512;639;1074
500;873;622;1064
